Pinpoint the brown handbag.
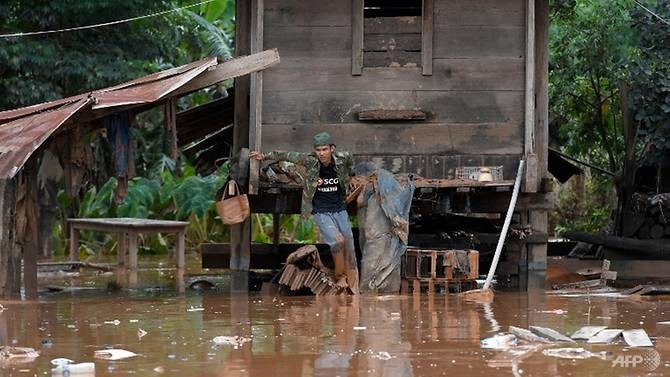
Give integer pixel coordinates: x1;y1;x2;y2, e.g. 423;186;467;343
215;179;250;225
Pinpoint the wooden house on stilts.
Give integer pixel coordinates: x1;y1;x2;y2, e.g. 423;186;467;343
218;0;552;289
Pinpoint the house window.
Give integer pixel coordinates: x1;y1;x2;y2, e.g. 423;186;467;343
352;0;433;75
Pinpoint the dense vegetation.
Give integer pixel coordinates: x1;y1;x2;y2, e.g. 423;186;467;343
549;0;669;235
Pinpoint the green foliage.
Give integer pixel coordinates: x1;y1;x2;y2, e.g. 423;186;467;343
252;214;319;244
628;2;670;166
0;1;190;110
551;175;615;235
549;0;670;234
550;0;633;172
0;0;236;111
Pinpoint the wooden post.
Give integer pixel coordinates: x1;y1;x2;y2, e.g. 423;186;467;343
421;0;434;76
21;159;39;300
164;98;179;175
128;231;138;270
248;0;264;195
69;225;80;261
535;0;549;182
272;213;280;246
177;230;185;269
231;0;252;273
527;0;549;271
117;232;126;266
524;0;537;192
351;0;364;75
0;178;20;299
528;210;547;271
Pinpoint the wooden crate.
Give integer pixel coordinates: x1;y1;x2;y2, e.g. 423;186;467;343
401;248;479;293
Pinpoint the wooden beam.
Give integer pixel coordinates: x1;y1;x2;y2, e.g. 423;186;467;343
524;0;536;192
535;0;549;179
352;0;364;75
358;109;426;121
248;0;264;195
173;49;280;97
164;98;178;161
20;159;39;299
422;0;434;75
0;179;20;298
230;0;252;273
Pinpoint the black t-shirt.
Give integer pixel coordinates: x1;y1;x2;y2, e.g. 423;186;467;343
312;162;346;214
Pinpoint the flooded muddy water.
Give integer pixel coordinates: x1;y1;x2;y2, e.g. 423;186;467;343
1;259;670;376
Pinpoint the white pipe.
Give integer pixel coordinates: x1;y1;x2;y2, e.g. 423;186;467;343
483;160;526;290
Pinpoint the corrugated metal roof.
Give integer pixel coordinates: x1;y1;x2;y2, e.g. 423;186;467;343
0;57;221;179
0;98;92;179
93;57;217;109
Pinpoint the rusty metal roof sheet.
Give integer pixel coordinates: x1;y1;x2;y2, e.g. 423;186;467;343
0;98;92;179
93;57;218;109
0;57;219;180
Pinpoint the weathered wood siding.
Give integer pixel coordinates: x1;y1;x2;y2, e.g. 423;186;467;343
262;0;526;179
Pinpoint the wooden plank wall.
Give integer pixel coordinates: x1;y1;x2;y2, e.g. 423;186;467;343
262;0;525;178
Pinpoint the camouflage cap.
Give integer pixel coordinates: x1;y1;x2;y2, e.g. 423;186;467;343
312;132;333;147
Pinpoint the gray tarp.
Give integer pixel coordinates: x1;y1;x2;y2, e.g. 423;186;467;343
357;168;414;293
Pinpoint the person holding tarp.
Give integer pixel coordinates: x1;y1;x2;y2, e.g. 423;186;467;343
250;132;359;294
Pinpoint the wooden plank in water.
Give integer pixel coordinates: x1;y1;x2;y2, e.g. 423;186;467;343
571;326;608;340
622;329;653;347
529;326;575;343
587;329;622;344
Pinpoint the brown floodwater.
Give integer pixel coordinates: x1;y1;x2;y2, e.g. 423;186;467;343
1;258;670;376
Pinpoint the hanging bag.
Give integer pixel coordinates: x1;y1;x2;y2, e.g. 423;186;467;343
216;179;250;225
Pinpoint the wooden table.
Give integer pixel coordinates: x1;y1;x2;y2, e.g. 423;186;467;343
68;218;189;270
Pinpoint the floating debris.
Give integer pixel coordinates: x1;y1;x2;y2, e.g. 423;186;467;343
94;349;138;360
353;326;367;331
508;326;552;344
539;309;568;315
622;329;653;347
543;347;608;360
189;280;215;291
103;320;121;326
137;328;148;339
212;336;251;349
481;334;517;350
529;326;575;343
51;358;95;376
571;326;608;340
587;329;622;344
372;351;392;361
0;347;40;365
487;344;542;368
187;306;204;312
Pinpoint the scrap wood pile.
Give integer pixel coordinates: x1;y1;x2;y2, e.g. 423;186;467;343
627;193;670;239
277;245;346;296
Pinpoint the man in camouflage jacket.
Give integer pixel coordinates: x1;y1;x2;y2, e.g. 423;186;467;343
250;132;358;294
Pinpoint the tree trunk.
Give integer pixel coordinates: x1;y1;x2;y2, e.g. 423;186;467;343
616;82;639;237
